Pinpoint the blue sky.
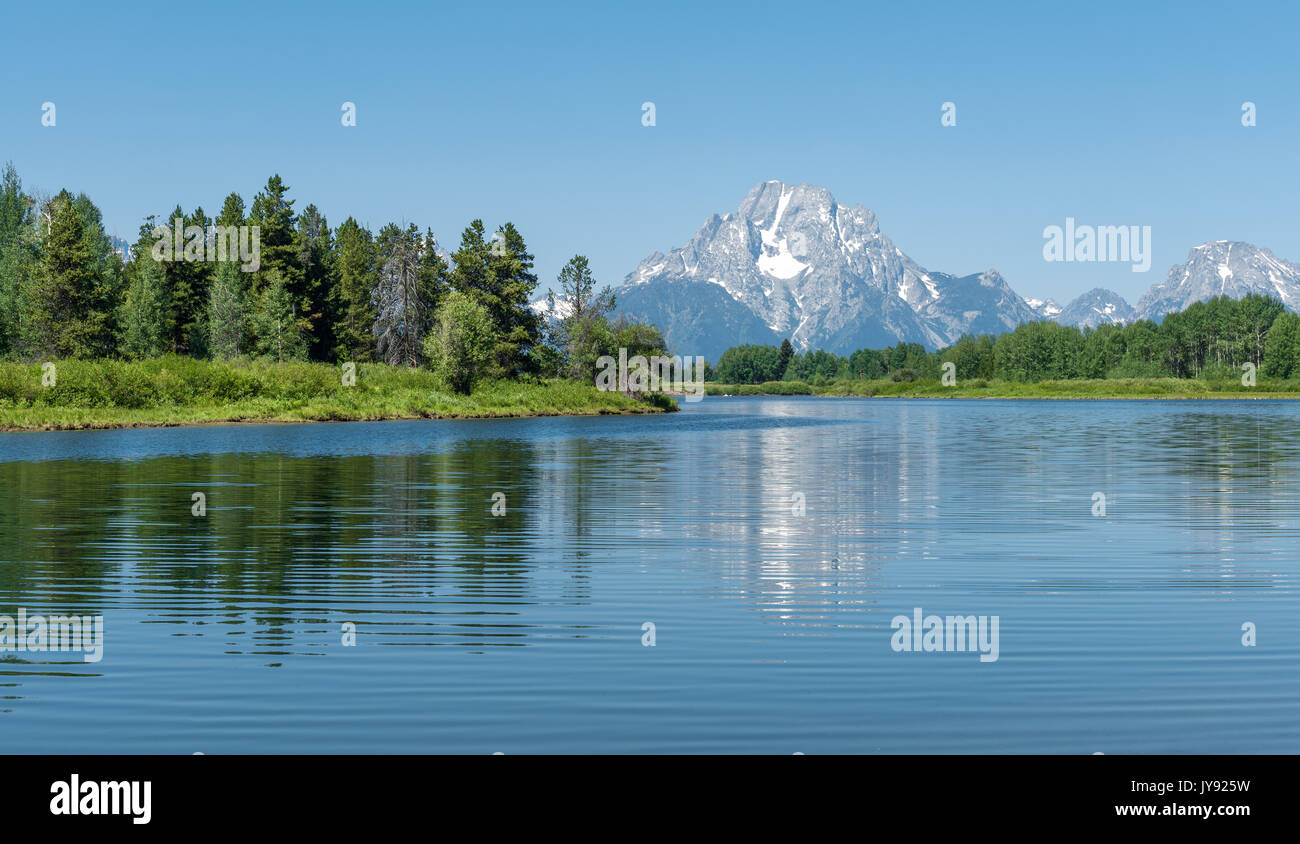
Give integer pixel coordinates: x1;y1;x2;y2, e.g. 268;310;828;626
2;0;1297;305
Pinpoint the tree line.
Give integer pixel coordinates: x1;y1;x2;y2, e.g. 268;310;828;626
713;293;1300;384
0;163;667;393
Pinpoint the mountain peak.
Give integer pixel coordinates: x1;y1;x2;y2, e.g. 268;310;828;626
598;184;1299;363
612;182;1036;361
1138;241;1299;319
1054;288;1134;328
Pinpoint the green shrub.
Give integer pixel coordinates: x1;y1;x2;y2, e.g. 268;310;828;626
0;364;39;405
36;360;111;407
1105;359;1167;379
424;291;495;394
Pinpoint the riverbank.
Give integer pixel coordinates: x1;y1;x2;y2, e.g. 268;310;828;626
704;377;1300;399
0;357;671;432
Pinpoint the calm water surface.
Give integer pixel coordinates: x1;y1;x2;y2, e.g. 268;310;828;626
1;397;1298;753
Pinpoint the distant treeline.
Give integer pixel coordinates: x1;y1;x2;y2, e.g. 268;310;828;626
0;163;666;393
713;294;1300;384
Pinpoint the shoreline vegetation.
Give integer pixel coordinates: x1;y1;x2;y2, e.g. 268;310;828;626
704;294;1300;401
0;165;681;433
702;378;1300;400
0;357;670;433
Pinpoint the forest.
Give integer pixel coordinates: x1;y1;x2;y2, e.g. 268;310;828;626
0;163;666;397
712;294;1300;386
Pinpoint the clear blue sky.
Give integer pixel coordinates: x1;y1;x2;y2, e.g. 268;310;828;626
2;0;1297;305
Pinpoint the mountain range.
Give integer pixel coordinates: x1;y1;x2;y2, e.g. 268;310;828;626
554;181;1300;362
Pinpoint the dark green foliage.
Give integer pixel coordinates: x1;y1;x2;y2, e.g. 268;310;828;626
248;174;298;296
0;164;669;393
23;191;119;358
249;269;307;362
1263;312;1300;378
0;162;32;357
449;220;541;374
294;204;334;358
777;337;794;376
332;216;378;363
711;295;1299;386
715;344;786;383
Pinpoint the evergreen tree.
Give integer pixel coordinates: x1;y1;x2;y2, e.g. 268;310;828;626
294;203;334;358
778;338;794;378
247;174;300;297
484;222;542;372
0;163;24;244
207;260;246;359
207;193;249;358
23;191;104;357
249;269;307;361
449;220;541;374
0;163;31;356
546;254;614;381
119;256;168;358
415;228;449;347
332;216;378;362
165;204;213;355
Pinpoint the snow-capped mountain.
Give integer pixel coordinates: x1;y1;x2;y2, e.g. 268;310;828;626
612;181;1037;362
1135;241;1300;321
1053;288;1135;328
534;183;1300;363
1025;297;1063;319
109;235;131;261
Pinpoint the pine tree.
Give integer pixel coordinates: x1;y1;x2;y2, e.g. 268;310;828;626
158;204;213;355
546;254;614;380
778;338;794;377
294;203;334;358
0;162;31;356
207;193;249;358
332;217;378;362
207;260;246;359
249;269;306;362
449;220;541;374
416;227;449;347
483;222;541;373
0;163;24;244
119;256;168;358
24;191;103;357
247;175;299;298
78;193;125;349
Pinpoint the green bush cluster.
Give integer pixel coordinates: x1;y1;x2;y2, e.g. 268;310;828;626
0;355;413;409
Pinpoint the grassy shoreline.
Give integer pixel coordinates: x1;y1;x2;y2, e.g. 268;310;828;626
0;357;671;433
704;377;1300;400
